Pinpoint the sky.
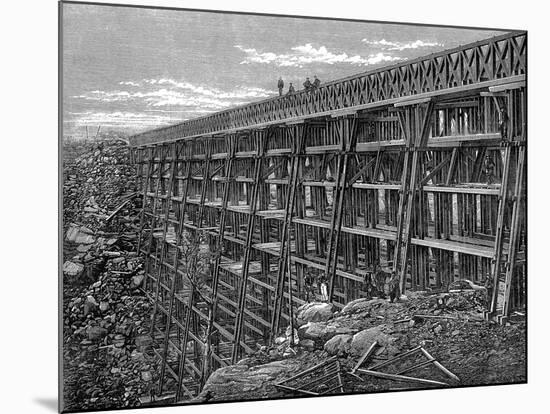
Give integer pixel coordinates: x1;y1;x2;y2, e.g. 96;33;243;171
62;3;507;138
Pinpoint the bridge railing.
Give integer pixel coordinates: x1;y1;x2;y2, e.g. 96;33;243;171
130;31;526;146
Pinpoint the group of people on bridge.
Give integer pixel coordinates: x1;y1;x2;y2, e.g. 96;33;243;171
277;75;321;97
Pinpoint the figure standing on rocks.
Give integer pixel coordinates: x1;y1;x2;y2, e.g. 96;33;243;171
484;274;494;307
320;275;329;301
388;272;401;303
304;270;315;302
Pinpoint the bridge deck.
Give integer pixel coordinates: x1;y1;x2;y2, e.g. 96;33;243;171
130;31;525;147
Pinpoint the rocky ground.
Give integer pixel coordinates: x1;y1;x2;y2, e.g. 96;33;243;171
62;139;159;412
194;293;526;403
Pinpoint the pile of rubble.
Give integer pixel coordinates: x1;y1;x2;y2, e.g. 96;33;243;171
196;290;526;403
63;223;141;285
62;139;141;282
62;139;157;411
63;139;138;233
62;250;157;411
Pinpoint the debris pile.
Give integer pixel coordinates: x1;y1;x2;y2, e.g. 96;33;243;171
63;139;138;234
63;139;140;283
62;251;157;411
195;291;525;403
62;139;156;411
63;139;98;166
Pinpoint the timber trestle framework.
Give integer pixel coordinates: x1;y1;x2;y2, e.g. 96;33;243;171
129;31;526;400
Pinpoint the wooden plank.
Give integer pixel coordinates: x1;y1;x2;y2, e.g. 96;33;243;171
394;97;432;107
418;155;451;187
501;145;526;319
293;217;331;229
489;146;512;314
419;348;460;382
369;346;422;371
341;225;397;240
352;183;401;190
489;81;525;92
302;180;337;187
357;369;448;386
305;144;340;154
351;341;379;374
348;158;377;186
422;184;500;195
427;133;501;146
411;237;494;258
356;140;406;152
274;384;319;396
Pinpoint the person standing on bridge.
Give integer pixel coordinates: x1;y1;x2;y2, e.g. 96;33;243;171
303;77;312;92
277;77;284;96
312;75;321;90
287;83;295;95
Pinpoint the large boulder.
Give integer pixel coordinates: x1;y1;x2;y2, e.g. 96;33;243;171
75;233;95;244
66;224;96;244
341;297;387;315
63;260;84;278
324;334;353;356
65;224;80;242
131;274;145;288
298;321;357;343
296;302;334;326
87;326;108;342
196;359;298;402
448;279;486;291
349;326;397;357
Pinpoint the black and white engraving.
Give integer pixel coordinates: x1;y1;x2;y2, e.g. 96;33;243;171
61;2;527;412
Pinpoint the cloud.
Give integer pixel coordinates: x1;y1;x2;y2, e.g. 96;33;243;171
362;39;444;51
73;80;274;110
65;111;177;129
66;109;225;134
118;81;140;86
73;90;132;102
142;78;273;100
74;88;251;109
68;79;277;135
235;44;402;67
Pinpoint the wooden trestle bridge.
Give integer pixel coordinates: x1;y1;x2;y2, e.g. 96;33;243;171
129;31;526;400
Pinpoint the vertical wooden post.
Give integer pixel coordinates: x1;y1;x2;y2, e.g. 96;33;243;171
327;115;358;302
231;129;266;362
150;143;178;338
488;145;512;315
136;146;154;254
271;123;304;338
